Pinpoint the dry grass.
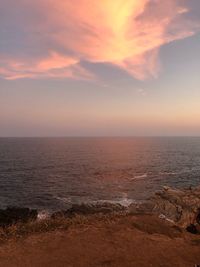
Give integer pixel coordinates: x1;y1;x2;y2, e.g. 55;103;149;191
0;216;83;243
0;213;199;267
0;212;126;243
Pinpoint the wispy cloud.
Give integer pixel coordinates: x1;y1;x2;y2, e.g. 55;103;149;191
0;0;199;80
0;52;93;80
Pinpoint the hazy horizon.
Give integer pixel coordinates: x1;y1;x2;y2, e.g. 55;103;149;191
1;135;200;138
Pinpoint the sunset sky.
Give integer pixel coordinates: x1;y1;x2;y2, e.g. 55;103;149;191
0;0;200;136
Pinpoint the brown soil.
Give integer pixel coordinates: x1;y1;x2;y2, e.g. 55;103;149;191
0;214;199;267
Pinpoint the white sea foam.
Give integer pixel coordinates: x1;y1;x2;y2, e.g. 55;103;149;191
55;191;137;208
90;197;136;208
117;198;135;207
37;210;50;220
56;196;71;203
131;173;148;180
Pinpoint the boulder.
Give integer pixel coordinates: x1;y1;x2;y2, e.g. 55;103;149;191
0;207;38;227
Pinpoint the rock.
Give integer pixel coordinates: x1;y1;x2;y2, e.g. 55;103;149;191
0;207;38;227
128;201;155;214
128;186;200;233
51;202;126;219
150;186;200;231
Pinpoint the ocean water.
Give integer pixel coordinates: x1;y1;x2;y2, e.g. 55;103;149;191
0;137;200;211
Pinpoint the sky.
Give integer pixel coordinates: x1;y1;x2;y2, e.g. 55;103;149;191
0;0;200;137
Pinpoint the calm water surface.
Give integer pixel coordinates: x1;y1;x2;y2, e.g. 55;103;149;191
0;137;200;211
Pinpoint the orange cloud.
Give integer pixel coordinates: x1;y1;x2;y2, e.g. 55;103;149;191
0;0;199;80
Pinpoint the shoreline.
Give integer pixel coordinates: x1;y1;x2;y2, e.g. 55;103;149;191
0;186;199;266
0;185;200;231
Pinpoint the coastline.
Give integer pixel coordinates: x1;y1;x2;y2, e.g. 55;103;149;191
0;185;200;230
0;186;199;266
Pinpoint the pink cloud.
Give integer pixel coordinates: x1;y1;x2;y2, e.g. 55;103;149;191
0;52;93;80
0;0;199;80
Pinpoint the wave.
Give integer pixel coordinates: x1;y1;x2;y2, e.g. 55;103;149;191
90;198;135;208
56;196;71;203
130;173;148;180
55;190;137;209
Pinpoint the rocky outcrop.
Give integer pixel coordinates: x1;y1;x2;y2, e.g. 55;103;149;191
129;186;200;233
0;207;38;227
151;186;200;227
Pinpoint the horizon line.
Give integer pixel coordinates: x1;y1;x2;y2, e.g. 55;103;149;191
0;135;200;138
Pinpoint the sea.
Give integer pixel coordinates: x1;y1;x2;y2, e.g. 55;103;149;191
0;137;200;212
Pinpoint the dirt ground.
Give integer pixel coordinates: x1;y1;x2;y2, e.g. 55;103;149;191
0;214;199;267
